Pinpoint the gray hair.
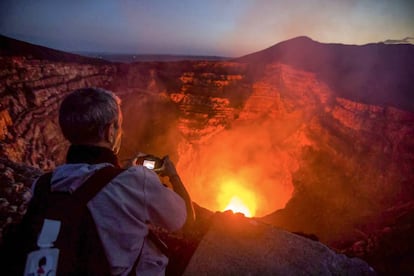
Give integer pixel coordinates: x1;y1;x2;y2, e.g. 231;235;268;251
59;87;121;144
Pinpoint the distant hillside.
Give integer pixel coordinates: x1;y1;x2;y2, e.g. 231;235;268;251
0;34;230;64
237;36;414;112
0;34;109;65
76;52;230;63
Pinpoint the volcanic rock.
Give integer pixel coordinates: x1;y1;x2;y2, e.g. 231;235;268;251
0;41;117;169
0;157;42;239
183;212;375;275
237;36;414;112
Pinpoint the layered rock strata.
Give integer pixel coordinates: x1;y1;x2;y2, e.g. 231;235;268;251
0;56;116;169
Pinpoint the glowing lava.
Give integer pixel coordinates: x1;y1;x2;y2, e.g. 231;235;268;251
218;179;256;217
224;196;253;217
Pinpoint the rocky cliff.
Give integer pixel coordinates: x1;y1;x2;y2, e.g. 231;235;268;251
1;35;414;274
0;35;117;168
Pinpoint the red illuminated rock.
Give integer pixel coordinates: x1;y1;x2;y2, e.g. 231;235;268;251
0;39;116;169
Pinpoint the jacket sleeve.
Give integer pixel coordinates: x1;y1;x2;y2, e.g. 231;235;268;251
142;168;187;231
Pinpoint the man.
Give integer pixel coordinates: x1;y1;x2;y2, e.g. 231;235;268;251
42;87;194;275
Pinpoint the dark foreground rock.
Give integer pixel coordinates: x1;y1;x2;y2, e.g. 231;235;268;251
183;212;375;275
331;200;414;275
0;157;42;240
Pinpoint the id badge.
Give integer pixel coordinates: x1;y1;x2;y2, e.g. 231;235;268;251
23;247;59;276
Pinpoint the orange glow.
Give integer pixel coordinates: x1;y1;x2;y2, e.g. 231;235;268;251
218;179;256;217
224;196;253;217
175;79;308;217
176;118;297;217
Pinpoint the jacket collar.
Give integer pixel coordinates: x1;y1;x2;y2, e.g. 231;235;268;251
66;144;120;168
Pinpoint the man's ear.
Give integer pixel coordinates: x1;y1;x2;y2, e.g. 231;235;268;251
104;123;114;144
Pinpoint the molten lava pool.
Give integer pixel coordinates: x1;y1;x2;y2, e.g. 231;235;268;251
218;179;257;217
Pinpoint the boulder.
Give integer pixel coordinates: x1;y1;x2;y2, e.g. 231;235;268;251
183;212;375;275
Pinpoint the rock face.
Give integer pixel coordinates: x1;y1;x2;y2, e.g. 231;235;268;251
237;36;414;112
183;212;375;275
0;157;42;240
1;35;414;274
0;49;116;169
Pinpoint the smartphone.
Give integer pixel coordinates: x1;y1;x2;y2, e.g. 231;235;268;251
138;155;163;170
142;159;156;170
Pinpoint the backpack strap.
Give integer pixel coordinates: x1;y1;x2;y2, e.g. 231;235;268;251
79;166;147;276
71;165;124;203
31;166;124;218
41;165;125;275
31;172;54;208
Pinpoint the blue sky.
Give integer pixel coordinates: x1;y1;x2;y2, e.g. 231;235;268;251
1;0;413;57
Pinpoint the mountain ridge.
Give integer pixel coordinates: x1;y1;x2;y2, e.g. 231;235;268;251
237;36;414;112
0;34;110;65
3;33;413;113
0;34;230;63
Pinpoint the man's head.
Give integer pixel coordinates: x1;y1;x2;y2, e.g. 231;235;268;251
59;87;123;153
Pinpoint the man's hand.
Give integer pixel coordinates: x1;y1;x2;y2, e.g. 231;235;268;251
124;152;148;168
154;155;178;177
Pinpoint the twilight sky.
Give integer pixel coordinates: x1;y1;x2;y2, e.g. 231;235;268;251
1;0;413;57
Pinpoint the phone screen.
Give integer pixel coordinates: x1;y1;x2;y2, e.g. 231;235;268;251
143;160;156;170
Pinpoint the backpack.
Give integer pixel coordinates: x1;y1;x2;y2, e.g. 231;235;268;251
0;165;124;275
